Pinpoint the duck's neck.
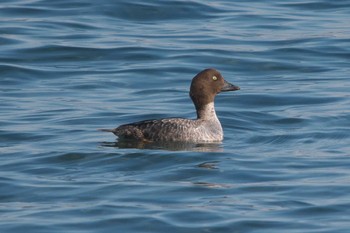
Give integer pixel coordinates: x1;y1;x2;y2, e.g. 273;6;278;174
196;102;219;121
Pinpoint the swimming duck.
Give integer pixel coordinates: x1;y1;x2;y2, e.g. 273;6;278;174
100;68;240;142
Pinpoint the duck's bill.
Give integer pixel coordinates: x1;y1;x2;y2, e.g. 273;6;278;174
221;80;240;92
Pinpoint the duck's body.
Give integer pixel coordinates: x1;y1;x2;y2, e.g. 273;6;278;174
104;103;222;142
101;68;239;143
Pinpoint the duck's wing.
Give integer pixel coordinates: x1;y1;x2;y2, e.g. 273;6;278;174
101;118;197;142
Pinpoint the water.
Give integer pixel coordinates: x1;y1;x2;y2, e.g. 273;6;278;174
1;0;350;232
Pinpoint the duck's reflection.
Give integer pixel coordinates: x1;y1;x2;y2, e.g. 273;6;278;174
100;139;223;152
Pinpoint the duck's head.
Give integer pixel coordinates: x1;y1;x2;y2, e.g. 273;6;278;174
189;68;240;108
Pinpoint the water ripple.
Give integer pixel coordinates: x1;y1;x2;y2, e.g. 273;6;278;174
1;0;350;232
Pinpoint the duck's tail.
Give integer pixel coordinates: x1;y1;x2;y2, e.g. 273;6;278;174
98;128;116;133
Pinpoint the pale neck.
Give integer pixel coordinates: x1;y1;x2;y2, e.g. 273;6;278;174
196;102;218;120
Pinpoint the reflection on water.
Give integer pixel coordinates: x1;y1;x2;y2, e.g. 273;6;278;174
100;139;224;152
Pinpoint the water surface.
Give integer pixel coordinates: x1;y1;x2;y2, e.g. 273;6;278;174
1;0;350;232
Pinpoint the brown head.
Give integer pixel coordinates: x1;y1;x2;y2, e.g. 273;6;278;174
189;68;240;114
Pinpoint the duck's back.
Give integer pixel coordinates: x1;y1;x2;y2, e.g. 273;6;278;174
113;118;200;142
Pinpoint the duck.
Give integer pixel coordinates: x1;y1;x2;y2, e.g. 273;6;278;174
100;68;240;142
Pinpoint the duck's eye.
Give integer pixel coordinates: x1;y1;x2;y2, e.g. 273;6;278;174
212;76;218;81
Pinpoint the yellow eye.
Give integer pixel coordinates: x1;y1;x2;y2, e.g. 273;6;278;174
212;76;218;81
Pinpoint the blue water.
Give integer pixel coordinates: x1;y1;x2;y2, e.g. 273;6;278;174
1;0;350;232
